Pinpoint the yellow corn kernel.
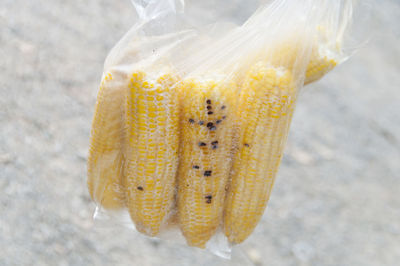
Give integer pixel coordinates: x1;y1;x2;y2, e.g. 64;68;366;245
224;64;297;244
87;72;126;209
177;77;237;248
125;71;180;236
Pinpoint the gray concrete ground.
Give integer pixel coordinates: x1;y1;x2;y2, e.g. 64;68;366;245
1;0;399;265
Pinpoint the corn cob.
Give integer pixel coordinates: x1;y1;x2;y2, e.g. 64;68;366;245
224;64;296;244
125;71;180;236
87;72;126;209
177;77;237;248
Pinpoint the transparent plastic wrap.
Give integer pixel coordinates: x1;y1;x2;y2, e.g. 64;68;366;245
87;0;355;258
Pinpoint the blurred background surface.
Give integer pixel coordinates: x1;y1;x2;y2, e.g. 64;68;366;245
1;0;399;265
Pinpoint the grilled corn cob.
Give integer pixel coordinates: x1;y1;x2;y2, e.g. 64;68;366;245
125;71;180;236
177;77;237;248
87;72;126;209
224;65;296;244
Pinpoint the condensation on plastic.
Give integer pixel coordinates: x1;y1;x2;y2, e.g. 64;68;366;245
88;0;357;258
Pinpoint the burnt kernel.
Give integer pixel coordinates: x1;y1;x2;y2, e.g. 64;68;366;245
211;141;219;148
189;118;195;123
222;116;227;119
186;184;189;187
206;99;211;104
193;165;200;169
205;195;212;203
216;119;222;124
207;105;212;110
137;186;143;191
198;142;206;147
244;143;250;147
221;105;226;109
207;111;213;115
199;121;204;125
204;170;212;176
207;122;216;130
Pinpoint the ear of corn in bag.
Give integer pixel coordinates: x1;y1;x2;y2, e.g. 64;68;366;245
124;71;180;236
224;65;296;243
177;77;237;248
87;72;126;209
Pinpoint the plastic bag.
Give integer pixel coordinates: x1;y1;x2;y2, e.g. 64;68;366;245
87;0;355;258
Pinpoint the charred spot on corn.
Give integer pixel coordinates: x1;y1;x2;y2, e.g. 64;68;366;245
206;99;211;104
244;143;250;147
211;141;218;149
221;105;226;110
199;121;204;125
204;170;212;177
216;119;222;124
207;111;213;115
205;195;212;204
207;122;216;131
193;165;200;169
189;118;195;124
207;106;212;110
198;142;206;147
137;186;144;191
222;116;226;120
